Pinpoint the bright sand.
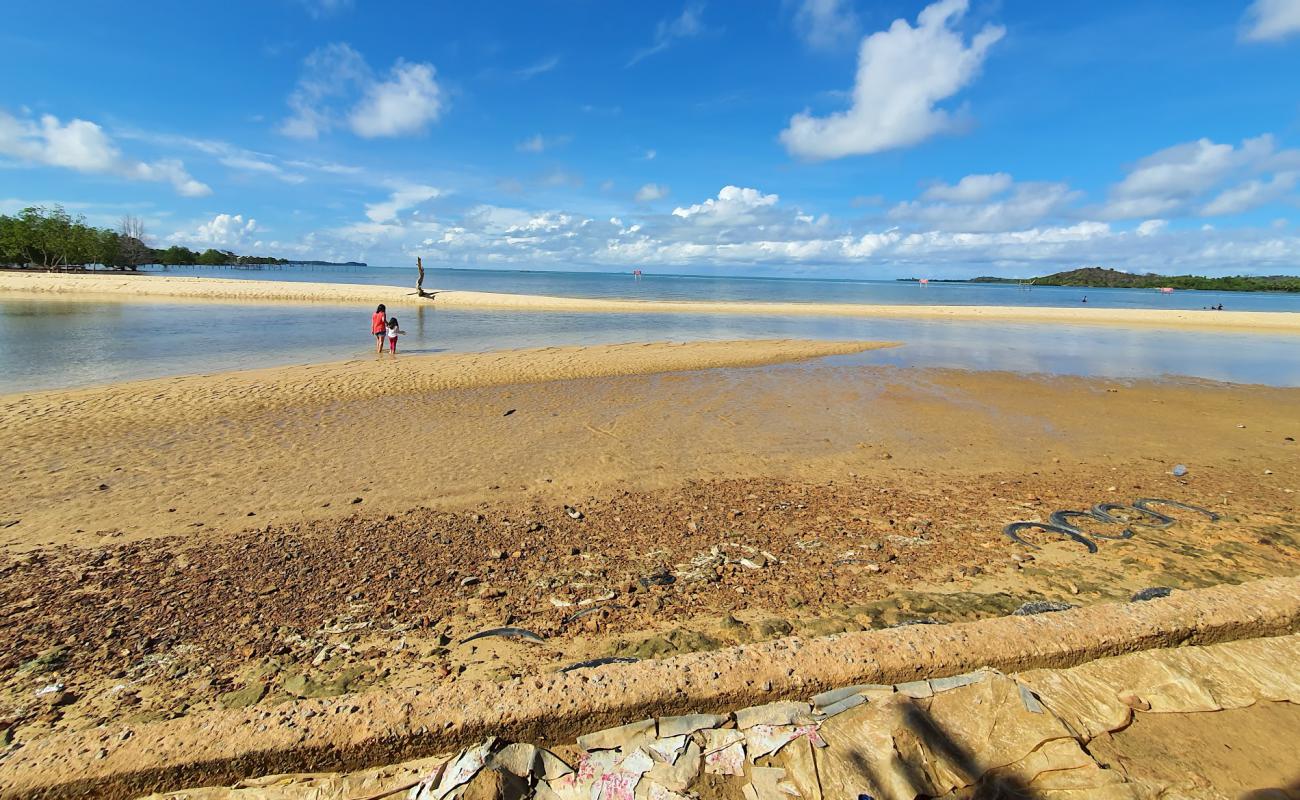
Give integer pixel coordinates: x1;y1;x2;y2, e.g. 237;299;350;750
2;338;1297;551
3;271;1299;332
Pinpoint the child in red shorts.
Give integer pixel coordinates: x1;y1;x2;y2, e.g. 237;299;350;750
386;317;405;354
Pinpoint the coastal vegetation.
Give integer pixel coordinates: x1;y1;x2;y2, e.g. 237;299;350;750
0;205;363;270
1020;267;1300;292
902;267;1300;292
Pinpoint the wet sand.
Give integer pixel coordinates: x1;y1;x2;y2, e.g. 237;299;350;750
1;340;1298;752
4;271;1299;332
2;341;1297;551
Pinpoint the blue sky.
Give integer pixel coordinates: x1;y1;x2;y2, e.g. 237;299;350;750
3;0;1300;277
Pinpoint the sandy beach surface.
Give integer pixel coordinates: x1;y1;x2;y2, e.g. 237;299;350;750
4;270;1299;332
1;338;1298;756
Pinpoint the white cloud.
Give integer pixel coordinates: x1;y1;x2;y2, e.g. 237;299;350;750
780;0;1004;160
891;181;1077;232
672;185;779;223
1136;219;1168;236
794;0;860;50
515;55;560;79
643;149;657;160
169;213;259;248
0;110;210;197
921;172;1013;202
1241;0;1300;42
281;44;443;139
1201;172;1299;216
1098;135;1292;219
365;183;443;223
283;158;365;176
516;134;569;153
635;183;669;202
118;130;306;184
299;0;353;18
292;172;1300;277
628;5;705;66
279;43;368;139
349;61;443;138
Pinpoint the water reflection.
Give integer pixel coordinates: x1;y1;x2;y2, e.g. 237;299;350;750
1;299;1297;393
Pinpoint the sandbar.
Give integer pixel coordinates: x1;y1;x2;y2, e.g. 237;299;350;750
2;271;1297;332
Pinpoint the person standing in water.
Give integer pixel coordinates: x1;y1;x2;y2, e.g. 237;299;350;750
386;317;405;355
371;303;388;354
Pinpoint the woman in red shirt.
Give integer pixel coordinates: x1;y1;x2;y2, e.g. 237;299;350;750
371;304;388;353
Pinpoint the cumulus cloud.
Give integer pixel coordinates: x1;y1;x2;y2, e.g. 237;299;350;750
350;61;443;138
291;172;1300;277
793;0;860;49
1135;219;1168;237
169;213;259;248
1201;172;1299;216
672;185;779;224
628;5;705;66
364;183;443;223
780;0;1004;160
0;110;210;197
892;180;1077;232
635;183;669;202
1099;135;1296;219
281;44;443;139
1241;0;1300;42
921;172;1013;202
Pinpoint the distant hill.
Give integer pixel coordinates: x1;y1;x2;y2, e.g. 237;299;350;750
898;268;1300;291
1028;267;1300;292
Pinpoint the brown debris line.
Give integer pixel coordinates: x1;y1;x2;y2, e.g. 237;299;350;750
0;474;1027;675
3;575;1300;800
1;470;1275;679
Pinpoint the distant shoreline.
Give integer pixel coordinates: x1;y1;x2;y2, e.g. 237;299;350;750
2;271;1298;333
898;267;1300;293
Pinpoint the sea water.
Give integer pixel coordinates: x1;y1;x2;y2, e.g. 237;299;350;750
3;297;1298;393
137;264;1300;313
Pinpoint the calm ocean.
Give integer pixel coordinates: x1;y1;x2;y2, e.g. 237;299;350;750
3;266;1299;392
138;263;1300;312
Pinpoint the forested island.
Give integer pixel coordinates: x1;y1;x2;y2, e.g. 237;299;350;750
901;267;1300;292
0;205;364;269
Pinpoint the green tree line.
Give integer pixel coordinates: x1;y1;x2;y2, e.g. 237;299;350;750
0;205;292;269
1029;267;1300;293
